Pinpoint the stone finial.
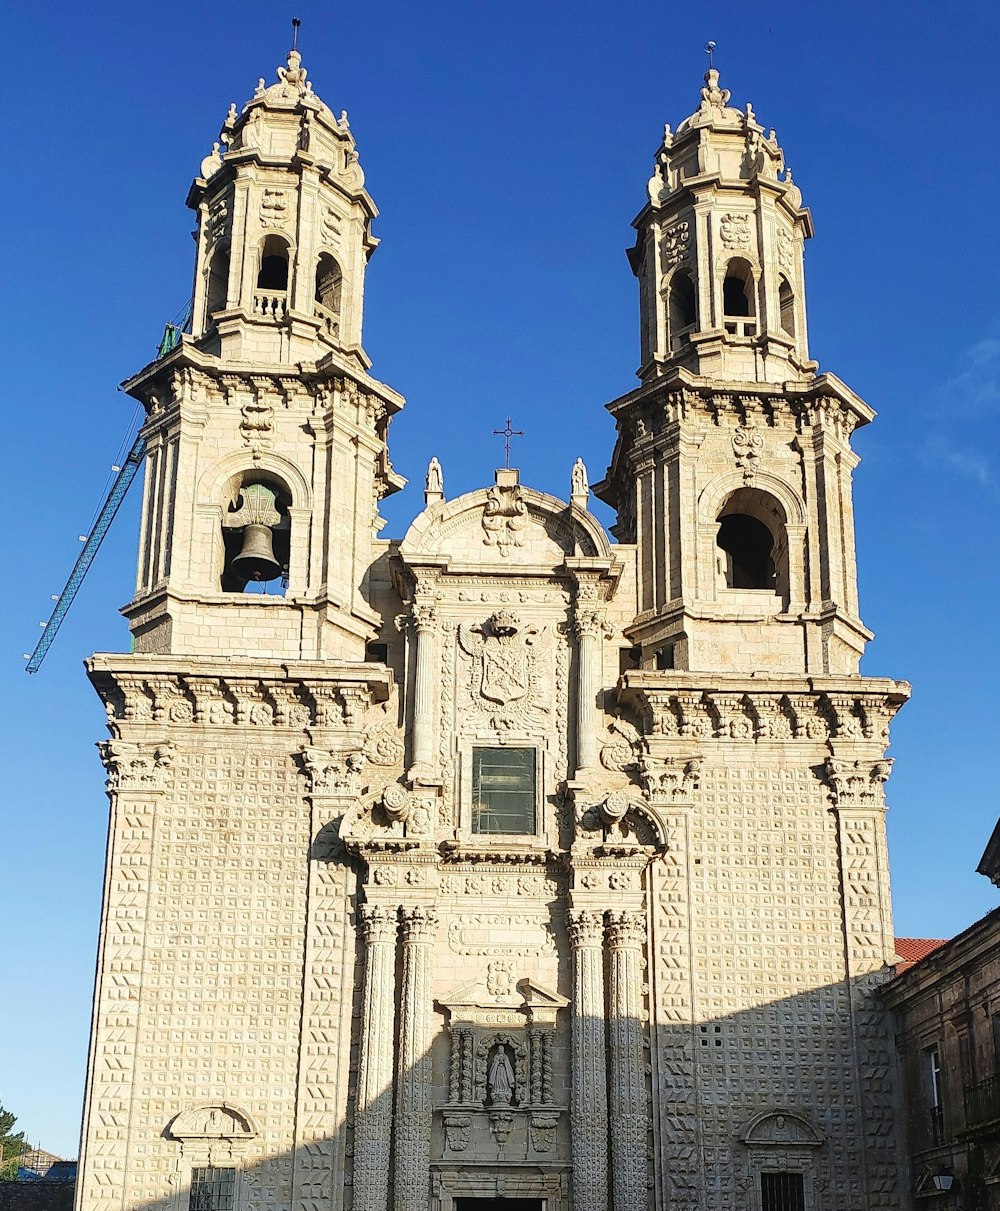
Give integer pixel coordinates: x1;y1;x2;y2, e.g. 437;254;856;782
424;456;444;505
571;457;589;506
699;67;731;113
200;142;223;181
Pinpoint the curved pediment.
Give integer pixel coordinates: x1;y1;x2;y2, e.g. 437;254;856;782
400;475;613;571
168;1102;259;1140
741;1109;824;1148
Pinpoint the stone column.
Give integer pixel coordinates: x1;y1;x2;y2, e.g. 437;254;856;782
574;609;603;773
408;602;437;776
568;909;609;1211
606;910;649;1211
353;905;398;1211
394;906;438;1211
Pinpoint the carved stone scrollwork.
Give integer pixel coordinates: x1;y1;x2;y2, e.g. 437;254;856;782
363;722;405;767
442;1112;471;1153
733;422;764;483
299;747;365;796
530;1112;559;1153
488;1111;514;1150
482;479;528;554
661;220;690;268
600;717;644;772
98;739;175;791
824;757;893;810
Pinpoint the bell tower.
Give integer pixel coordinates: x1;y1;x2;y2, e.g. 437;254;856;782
121;46;404;661
597;65;871;677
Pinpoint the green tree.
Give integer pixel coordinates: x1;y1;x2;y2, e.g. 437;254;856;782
0;1105;28;1181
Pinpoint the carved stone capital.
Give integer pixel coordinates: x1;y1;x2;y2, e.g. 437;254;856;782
299;746;365;796
639;754;702;805
606;910;646;949
411;602;438;633
97;739;175;791
825;757;893;810
399;905;439;944
359;903;398;944
567;909;605;949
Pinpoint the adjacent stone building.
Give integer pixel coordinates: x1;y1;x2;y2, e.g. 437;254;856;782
77;47;912;1211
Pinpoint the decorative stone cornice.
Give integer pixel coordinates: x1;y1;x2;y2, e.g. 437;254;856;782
97;739;175;792
619;673;909;746
87;656;392;732
824;757;893;810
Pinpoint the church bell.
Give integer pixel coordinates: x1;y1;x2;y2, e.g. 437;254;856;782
232;522;281;582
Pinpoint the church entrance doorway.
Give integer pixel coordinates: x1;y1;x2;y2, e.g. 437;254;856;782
454;1202;544;1210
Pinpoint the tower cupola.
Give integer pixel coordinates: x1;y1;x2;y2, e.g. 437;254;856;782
187;47;378;369
631;66;816;384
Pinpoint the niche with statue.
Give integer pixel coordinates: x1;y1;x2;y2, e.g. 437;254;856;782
437;978;568;1162
221;475;291;593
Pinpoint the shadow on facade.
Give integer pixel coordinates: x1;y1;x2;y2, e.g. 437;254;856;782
76;951;912;1211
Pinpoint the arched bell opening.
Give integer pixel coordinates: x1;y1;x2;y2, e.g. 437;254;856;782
315;253;342;314
257;236;290;290
668;268;697;350
204;245;230;327
220;473;292;594
722;257;757;336
778;275;796;337
715;487;789;598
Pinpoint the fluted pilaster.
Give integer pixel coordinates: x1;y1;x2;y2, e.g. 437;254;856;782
353;906;398;1211
575;610;603;772
394;906;438;1211
569;909;609;1211
606;910;649;1211
409;604;437;774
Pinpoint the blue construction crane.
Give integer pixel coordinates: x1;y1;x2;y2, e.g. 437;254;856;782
25;433;147;674
23;315;188;674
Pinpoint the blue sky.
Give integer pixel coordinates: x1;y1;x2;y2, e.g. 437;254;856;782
2;0;999;1160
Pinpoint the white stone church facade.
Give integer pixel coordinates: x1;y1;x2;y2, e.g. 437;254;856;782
76;47;911;1211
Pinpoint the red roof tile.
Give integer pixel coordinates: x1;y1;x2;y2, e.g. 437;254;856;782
894;936;949;972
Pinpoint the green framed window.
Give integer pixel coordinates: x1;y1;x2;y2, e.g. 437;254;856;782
471;747;536;835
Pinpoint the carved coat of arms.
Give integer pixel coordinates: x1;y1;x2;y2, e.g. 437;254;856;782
457;610;551;728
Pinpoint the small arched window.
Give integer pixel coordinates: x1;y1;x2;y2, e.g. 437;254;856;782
205;247;230;322
668;270;696;346
779;276;795;337
257;236;289;291
315;254;342;314
723;258;755;317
